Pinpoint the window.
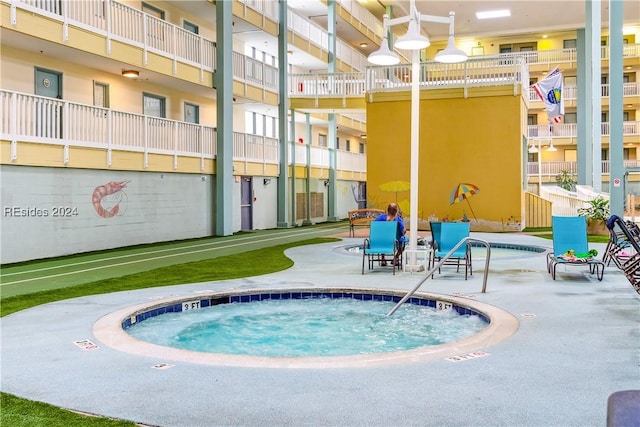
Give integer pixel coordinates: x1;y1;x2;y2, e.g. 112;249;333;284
624;148;633;160
563;39;577;49
183;20;198;34
93;81;109;108
318;134;327;147
336;137;340;150
346;140;351;152
143;93;166;118
528;115;538;126
601;112;608;123
359;142;365;154
142;3;165;44
564;113;577;124
142;2;164;19
184;103;199;124
601;148;609;161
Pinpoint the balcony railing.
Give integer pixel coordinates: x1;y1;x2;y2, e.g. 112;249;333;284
528;82;640;102
527;160;640;177
0;89;366;174
7;0;216;71
232;51;279;92
527;121;639;138
0;90;217;167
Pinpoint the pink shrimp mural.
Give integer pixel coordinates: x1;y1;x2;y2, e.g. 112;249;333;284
92;180;130;218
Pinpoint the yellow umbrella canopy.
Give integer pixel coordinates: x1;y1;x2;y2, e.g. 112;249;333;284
379;180;410;203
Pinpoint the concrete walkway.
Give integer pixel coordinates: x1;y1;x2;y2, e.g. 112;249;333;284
1;233;638;426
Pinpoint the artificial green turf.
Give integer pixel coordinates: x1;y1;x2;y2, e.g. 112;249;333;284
0;392;137;427
0;237;337;426
532;233;610;243
0;238;337;317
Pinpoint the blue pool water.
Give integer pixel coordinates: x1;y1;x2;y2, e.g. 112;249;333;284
126;297;488;357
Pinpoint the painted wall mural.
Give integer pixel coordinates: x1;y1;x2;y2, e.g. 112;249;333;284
92;180;130;218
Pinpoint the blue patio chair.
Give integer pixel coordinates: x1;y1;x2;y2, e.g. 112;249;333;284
362;221;402;275
547;216;604;281
432;222;472;280
428;221;441;270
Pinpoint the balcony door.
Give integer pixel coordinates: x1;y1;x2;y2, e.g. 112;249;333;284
34;67;62;138
241;177;253;231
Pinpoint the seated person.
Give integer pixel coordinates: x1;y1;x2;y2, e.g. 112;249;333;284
375;203;407;266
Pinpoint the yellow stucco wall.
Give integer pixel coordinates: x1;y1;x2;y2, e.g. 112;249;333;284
366;89;526;231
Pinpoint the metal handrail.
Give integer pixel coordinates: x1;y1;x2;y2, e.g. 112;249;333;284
387;237;491;316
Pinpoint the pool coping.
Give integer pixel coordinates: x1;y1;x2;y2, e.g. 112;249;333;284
93;287;520;369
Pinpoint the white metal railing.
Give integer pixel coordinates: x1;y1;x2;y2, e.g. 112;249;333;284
364;56;529;93
287;8;368;72
529;82;640;102
289;72;367;97
528;121;640;138
527;160;640;177
10;0;216;71
335;0;383;42
540;187;589;216
287;143;367;174
232;132;279;164
0;90;367;173
0;90;217;161
236;0;279;22
232;51;279;92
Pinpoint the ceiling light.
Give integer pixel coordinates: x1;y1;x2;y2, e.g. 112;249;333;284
122;70;139;78
528;145;539;154
547;143;557;152
435;12;467;64
476;9;511;20
367;37;400;65
435;37;467;63
395;19;430;50
360;42;368;48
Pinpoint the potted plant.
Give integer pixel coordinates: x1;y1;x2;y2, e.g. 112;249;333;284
578;196;610;235
555;170;576;191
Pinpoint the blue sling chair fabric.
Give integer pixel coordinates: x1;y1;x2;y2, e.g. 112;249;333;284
362;221;403;275
432;222;472;280
547;216;604;281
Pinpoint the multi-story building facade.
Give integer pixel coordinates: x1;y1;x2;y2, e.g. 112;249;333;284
1;0;638;263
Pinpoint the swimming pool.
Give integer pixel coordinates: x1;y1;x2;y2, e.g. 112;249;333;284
94;287;519;368
343;242;547;260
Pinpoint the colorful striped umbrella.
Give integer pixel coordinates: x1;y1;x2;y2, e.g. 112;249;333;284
450;183;480;220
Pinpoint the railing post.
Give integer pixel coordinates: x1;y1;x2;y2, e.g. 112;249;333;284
143;115;148;168
105;0;112;54
142;14;148;65
173;25;178;74
173;120;178;170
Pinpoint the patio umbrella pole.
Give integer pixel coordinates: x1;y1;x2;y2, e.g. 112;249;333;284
466;199;478;221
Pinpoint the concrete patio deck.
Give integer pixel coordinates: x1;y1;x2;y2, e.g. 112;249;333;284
1;232;638;426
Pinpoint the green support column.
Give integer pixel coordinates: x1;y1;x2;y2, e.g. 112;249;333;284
277;0;290;228
609;0;624;216
327;0;338;221
289;109;297;225
303;113;313;225
577;29;592;186
588;0;602;192
214;0;233;236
